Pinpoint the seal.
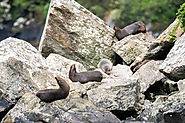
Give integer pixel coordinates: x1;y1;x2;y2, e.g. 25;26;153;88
114;21;146;41
36;76;70;103
97;58;113;75
69;64;103;84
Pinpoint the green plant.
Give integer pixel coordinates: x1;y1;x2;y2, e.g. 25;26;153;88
177;3;185;30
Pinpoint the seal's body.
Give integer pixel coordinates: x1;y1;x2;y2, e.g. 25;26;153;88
69;64;103;84
36;76;70;103
114;21;146;41
97;59;113;75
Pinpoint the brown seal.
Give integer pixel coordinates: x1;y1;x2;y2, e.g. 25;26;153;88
69;64;103;84
36;76;70;103
114;21;146;41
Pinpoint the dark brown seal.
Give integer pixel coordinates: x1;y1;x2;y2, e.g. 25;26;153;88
36;76;70;103
69;64;103;84
114;21;146;41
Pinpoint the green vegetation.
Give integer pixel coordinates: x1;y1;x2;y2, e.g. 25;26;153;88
78;0;185;33
0;0;50;27
177;3;185;30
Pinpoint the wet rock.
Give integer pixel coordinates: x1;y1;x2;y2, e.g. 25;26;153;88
159;33;185;81
112;32;154;65
2;93;121;123
39;0;117;69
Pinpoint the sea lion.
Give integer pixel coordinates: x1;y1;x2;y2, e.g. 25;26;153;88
97;58;113;75
36;76;70;103
69;64;103;84
114;21;146;41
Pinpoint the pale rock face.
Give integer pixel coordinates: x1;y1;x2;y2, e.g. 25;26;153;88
112;32;155;65
39;0;117;69
110;64;133;80
0;38;58;100
159;33;185;81
132;60;165;93
87;79;142;111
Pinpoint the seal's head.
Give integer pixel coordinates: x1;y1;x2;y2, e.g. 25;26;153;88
135;21;146;32
55;76;69;89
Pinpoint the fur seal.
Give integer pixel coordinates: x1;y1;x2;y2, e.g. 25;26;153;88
114;21;146;41
69;64;103;84
97;58;113;75
36;76;70;103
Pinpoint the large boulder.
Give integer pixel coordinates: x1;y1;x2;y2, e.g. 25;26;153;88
112;32;155;65
2;93;121;123
39;0;117;69
87;79;142;113
132;60;165;93
137;84;185;122
131;18;184;71
159;33;185;81
0;37;60;120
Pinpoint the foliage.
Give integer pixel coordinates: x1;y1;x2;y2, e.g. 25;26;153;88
11;0;50;24
78;0;185;33
177;3;185;30
0;0;50;27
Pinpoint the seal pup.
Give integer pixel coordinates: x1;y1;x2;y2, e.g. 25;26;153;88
97;58;113;75
69;64;103;84
114;21;146;41
36;76;70;103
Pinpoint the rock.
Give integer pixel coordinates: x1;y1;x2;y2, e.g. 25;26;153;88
2;93;121;123
178;79;185;92
131;18;184;71
137;89;185;122
87;79;142;112
110;64;133;80
112;32;155;65
0;37;61;120
0;90;14;121
132;60;165;93
159;33;185;81
45;53;86;80
163;103;185;123
39;0;117;69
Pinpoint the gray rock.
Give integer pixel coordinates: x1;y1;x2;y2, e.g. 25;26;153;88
159;33;185;81
112;32;155;65
178;79;185;92
132;60;165;93
39;0;117;69
2;93;121;123
131;18;184;71
137;90;185;122
110;64;133;80
87;79;141;111
0;37;64;121
0;37;60;100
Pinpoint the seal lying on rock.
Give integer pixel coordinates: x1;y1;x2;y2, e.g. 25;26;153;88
97;58;113;75
114;21;146;41
36;76;70;103
69;64;103;84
